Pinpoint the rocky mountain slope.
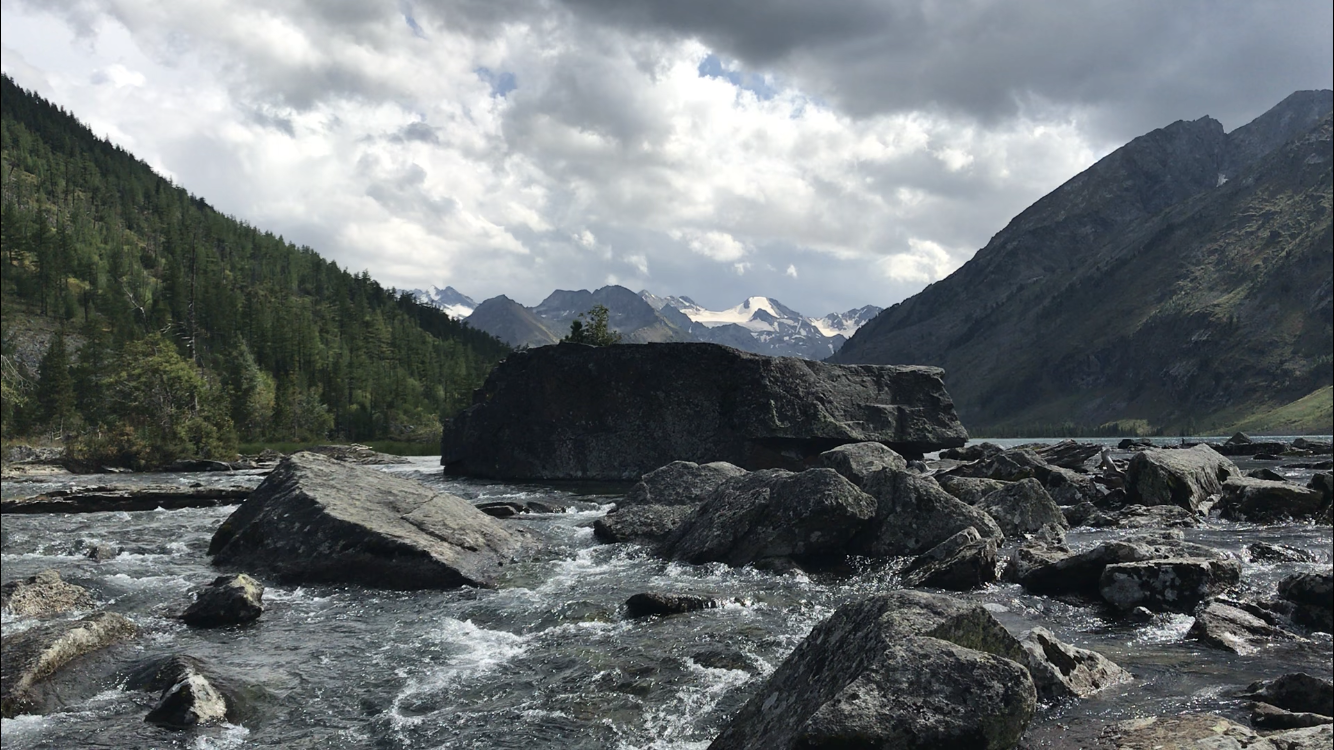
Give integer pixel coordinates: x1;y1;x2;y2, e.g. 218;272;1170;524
832;90;1334;435
408;286;476;319
451;285;880;357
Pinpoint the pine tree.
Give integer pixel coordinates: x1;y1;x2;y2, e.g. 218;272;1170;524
34;330;75;433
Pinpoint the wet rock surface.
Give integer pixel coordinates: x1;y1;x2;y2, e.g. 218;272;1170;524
859;468;1005;556
621;461;748;507
1;612;137;718
440;342;969;480
1125;445;1238;511
1;570;95;617
1278;569;1334;632
1189;601;1298;654
1099;557;1241;613
209;452;528;589
593;504;696;543
624;593;720;618
1018;626;1132;701
1220;477;1329;522
180;573;265;628
901;526;1000;591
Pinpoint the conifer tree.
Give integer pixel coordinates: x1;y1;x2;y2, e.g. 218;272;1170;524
34;330;75;433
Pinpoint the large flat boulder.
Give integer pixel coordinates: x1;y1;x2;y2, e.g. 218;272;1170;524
441;342;968;480
209;452;527;589
707;591;1036;750
1017;531;1230;597
1125;445;1238;511
1218;477;1329;522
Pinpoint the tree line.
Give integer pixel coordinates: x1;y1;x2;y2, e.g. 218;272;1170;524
0;75;510;466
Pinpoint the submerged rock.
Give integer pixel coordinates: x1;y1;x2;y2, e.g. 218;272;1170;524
1;612;136;717
901;526;999;591
145;669;228;729
1018;627;1132;701
660;468;877;566
1;570;95;617
1124;445;1237;511
180;574;264;628
209;452;527;589
706;591;1036;750
441;342;968;480
1247;542;1316;563
621;461;748;507
624;593;720;618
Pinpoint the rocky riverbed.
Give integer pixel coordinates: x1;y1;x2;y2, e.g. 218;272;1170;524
1;438;1331;749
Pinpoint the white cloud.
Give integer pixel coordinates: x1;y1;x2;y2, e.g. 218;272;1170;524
878;238;964;284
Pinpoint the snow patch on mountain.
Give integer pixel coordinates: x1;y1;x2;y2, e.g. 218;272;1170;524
409;286;477;319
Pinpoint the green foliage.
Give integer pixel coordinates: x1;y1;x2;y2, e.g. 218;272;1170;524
562;304;622;346
0;74;512;462
33;330;75;433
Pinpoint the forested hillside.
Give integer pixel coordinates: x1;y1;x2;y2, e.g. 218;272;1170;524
0;75;509;465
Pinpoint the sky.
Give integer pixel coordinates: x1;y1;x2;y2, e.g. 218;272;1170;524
2;1;1331;316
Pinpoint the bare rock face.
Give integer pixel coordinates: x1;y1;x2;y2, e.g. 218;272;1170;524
660;469;877;567
621;461;748;507
180;574;264;628
441;342;968;480
1018;627;1133;701
707;591;1036;750
1125;445;1238;511
1;570;95;617
976;478;1068;538
1;612;136;717
209;452;527;590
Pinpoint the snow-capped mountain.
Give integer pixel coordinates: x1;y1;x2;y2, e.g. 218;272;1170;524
409;286;477;319
813;305;884;338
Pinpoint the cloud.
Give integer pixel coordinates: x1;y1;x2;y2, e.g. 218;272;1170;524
1;0;1328;317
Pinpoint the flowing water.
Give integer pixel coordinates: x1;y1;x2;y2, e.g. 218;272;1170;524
1;445;1331;750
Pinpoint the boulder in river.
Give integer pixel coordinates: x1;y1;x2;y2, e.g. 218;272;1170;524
1017;531;1231;598
949;448;1051;482
1099;558;1241;613
1188;601;1298;655
1;611;136;717
859;468;1005;557
1241;673;1334;718
936;475;1009;506
625;593;720;618
621;461;748;507
975;478;1067;538
900;526;999;591
816;442;908;487
660;468;877;567
144;664;230;729
1277;570;1333;633
1106;714;1332;750
1;570;95;617
1018;626;1132;701
1124;445;1237;512
1219;477;1329;522
594;504;696;543
209;452;528;589
180;574;264;628
706;591;1036;750
441;342;968;480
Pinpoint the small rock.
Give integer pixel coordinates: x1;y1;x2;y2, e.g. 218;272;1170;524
1019;626;1132;701
950;448;1051;482
1126;606;1156;624
476;501;526;518
901;526;999;591
1247;542;1316;564
1188;601;1297;655
180;574;264;628
625;593;719;618
141;658;230;730
594;505;696;543
690;648;751;672
1;570;96;617
1241;673;1333;717
1248;467;1288;481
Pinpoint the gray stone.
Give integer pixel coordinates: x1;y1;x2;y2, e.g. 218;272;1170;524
817;442;908;487
1004;539;1072;584
937;475;1008;506
1;570;95;617
1242;673;1334;717
1278;570;1334;632
1267;724;1334;750
1125;445;1238;511
1045;465;1103;506
860;468;1006;556
1;612;136;717
901;527;999;591
1106;714;1269;750
1099;558;1241;613
660;469;877;567
1219;477;1328;522
1019;627;1133;701
209;452;528;589
706;591;1036;750
1188;601;1298;655
1034;440;1103;471
593;505;696;543
441;342;969;480
950;448;1051;482
1018;531;1230;597
1247;543;1316;563
180;574;264;628
1251;703;1332;730
976;478;1067;538
144;661;229;730
621;461;747;507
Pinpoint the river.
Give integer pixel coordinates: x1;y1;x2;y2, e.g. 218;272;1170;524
1;440;1330;749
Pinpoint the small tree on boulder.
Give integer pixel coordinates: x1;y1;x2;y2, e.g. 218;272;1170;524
562;304;622;346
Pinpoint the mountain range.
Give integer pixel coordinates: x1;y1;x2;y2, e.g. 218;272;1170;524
412;285;881;360
832;90;1334;435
